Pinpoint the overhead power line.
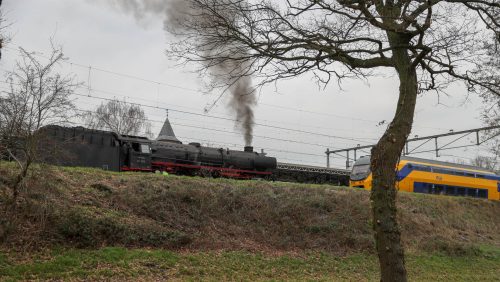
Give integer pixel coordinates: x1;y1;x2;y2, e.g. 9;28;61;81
326;126;500;169
74;82;383;138
69;91;375;143
72;107;342;149
0;78;376;143
2;46;199;93
2;45;448;132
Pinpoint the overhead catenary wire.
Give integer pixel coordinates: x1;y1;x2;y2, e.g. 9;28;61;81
1;45;449;132
0;78;378;144
0;74;383;140
74;91;376;143
71;107;342;149
75;82;384;139
64;96;373;149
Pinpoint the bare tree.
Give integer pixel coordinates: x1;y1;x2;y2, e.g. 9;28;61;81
481;34;500;160
0;45;77;202
470;155;498;171
86;99;152;137
0;0;3;60
151;1;500;280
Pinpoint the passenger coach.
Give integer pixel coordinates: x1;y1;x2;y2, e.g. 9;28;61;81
350;156;500;200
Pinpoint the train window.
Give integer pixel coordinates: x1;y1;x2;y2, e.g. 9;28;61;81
467;188;478;198
417;166;432;172
140;144;150;154
413;182;429;194
351;164;370;175
434;185;444;195
457;187;466;196
131;143;141;152
444;186;456;195
414;183;488;199
478;189;488;199
476;174;485;178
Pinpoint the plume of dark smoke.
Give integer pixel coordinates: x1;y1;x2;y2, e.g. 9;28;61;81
104;0;257;146
228;78;256;146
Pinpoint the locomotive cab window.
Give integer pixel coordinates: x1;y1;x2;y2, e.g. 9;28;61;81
129;142;150;154
140;144;150;154
131;143;140;152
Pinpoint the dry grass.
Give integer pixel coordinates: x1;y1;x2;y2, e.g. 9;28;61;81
0;162;499;255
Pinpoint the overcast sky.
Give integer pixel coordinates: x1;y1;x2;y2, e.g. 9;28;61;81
0;0;493;168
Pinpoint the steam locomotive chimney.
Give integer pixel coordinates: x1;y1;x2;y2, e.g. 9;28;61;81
244;146;253;152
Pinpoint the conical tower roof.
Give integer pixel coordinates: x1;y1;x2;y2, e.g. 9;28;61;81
157;118;181;143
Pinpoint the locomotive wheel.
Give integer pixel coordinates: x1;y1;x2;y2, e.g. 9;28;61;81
211;170;221;178
199;168;211;178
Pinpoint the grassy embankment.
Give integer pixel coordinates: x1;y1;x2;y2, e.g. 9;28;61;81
0;162;499;281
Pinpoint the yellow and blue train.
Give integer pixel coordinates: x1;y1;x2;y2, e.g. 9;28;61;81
350;156;500;200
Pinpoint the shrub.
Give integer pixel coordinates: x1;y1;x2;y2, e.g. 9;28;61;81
56;208;191;248
419;236;483;257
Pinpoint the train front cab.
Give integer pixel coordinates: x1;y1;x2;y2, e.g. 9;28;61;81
349;156;372;189
349;156;500;200
119;135;152;172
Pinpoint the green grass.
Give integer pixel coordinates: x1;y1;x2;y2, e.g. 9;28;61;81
0;247;178;281
1;247;499;281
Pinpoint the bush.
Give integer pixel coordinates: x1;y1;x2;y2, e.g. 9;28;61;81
56;208;191;248
419;236;483;257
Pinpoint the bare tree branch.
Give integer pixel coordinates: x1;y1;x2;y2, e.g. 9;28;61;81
85;99;152;137
0;44;77;202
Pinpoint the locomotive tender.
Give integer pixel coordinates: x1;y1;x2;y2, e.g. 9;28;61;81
40;118;277;179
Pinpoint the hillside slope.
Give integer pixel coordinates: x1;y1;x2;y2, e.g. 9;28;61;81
1;163;499;255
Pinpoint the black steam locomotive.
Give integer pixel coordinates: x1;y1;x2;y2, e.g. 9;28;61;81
39;118;277;179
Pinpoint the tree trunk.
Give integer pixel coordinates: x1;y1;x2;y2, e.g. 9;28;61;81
370;32;418;282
